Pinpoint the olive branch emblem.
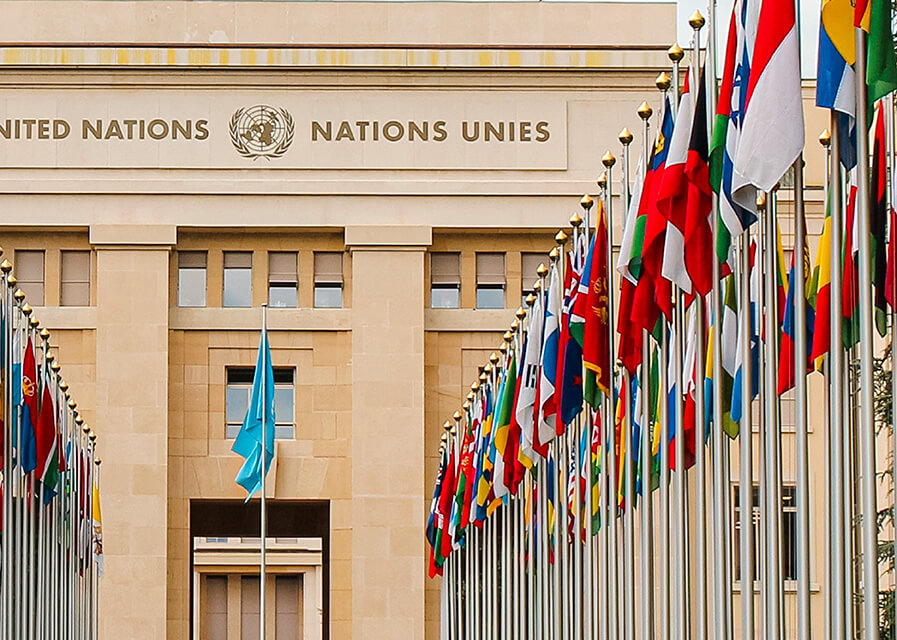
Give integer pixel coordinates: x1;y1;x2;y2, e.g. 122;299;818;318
229;106;294;160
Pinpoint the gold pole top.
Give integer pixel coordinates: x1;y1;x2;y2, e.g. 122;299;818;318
443;420;452;431
51;362;61;373
20;300;30;313
533;280;543;292
7;275;16;289
462;400;470;411
757;192;767;212
510;319;521;332
580;194;594;211
39;328;50;341
602;151;617;168
88;432;96;443
471;380;480;392
440;432;448;443
597;172;607;190
638;101;653;120
503;330;514;341
499;341;509;353
95;458;102;466
570;213;584;228
79;422;87;433
59;381;69;392
668;43;685;63
555;230;569;245
656;72;672;92
536;263;549;278
466;391;475;402
68;399;77;410
483;363;493;374
452;411;462;422
29;317;39;329
489;352;501;364
0;260;11;274
478;371;489;383
688;10;706;29
618;128;634;146
524;293;537;306
515;307;527;320
548;247;560;262
819;129;832;148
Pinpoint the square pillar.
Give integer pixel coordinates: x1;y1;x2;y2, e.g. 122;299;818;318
348;226;431;640
90;224;175;640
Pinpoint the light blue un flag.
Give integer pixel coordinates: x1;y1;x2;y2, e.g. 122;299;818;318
232;325;275;499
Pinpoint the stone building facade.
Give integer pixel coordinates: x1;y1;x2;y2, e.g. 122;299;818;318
0;2;833;639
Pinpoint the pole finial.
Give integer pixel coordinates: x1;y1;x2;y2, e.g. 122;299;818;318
688;10;706;30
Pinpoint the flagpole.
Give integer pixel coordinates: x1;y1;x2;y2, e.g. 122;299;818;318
854;25;880;640
793;149;811;640
259;302;268;640
738;215;754;640
637;100;654;640
1;260;9;640
828;115;847;640
618;128;637;640
888;91;897;640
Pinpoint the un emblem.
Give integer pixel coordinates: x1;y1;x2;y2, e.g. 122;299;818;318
229;105;294;160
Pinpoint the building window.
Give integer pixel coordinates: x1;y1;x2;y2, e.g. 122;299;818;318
15;250;45;306
314;252;343;309
178;251;207;308
223;252;253;308
60;250;90;306
204;575;228;640
268;252;298;308
521;253;544;303
226;367;295;440
430;252;461;309
733;485;798;584
476;252;505;309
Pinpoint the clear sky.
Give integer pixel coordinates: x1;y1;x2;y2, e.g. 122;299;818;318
664;0;819;77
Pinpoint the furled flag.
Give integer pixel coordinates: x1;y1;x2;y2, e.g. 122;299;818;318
19;336;38;474
817;0;857;169
232;322;275;499
731;0;804;210
92;473;104;578
450;417;476;545
474;383;495;523
659;66;713;296
842;172;861;348
558;234;587;427
872;102;890;336
426;448;447;577
811;192;834;365
538;263;561;449
719;275;740;437
582;202;612;409
436;435;457;566
637;98;676;326
886;199;897;314
517;294;543;469
778;242;816;394
490;352;517;499
37;362;60;503
864;0;897;104
711;0;759;265
731;242;760;422
617;158;646;373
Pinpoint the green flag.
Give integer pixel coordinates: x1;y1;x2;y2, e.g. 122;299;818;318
866;0;897;104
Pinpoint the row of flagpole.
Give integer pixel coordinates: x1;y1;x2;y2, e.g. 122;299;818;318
428;0;897;637
0;255;104;640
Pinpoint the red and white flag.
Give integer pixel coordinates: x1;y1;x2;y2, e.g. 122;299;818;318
732;0;804;210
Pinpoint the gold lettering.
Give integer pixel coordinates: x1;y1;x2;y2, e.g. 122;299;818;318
194;120;209;140
462;121;479;142
311;121;331;142
335;122;355;141
53;120;70;139
356;121;370;141
147;119;168;140
172;120;191;140
104;120;123;140
519;121;532;142
535;121;550;142
37;120;50;140
408;121;428;141
484;122;504;142
82;120;102;140
432;121;448;142
0;121;11;140
383;121;404;142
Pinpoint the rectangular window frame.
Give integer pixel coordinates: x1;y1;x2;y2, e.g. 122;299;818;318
60;250;91;307
475;252;506;310
225;367;296;440
15;250;45;307
429;252;461;309
313;252;343;309
268;251;299;309
223;251;253;308
177;251;207;308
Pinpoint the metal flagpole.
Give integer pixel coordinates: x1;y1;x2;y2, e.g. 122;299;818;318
829;115;847;640
619;127;637;640
603;151;620;640
637;100;654;640
260;303;268;640
888;91;897;640
1;261;9;640
854;25;880;640
793;151;811;640
738;221;755;640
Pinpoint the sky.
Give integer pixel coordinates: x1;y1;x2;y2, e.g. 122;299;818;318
664;0;819;77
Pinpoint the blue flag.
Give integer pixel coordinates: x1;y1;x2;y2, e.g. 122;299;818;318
232;325;275;499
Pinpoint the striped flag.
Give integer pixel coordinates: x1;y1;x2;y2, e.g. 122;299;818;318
731;0;804;210
538;264;561;449
517;293;543;469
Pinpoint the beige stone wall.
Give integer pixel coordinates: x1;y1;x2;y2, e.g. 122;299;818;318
167;327;353;638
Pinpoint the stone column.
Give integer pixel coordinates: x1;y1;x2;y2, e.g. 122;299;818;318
90;225;174;640
348;225;431;640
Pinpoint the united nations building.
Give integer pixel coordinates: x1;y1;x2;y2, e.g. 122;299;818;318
0;1;860;640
